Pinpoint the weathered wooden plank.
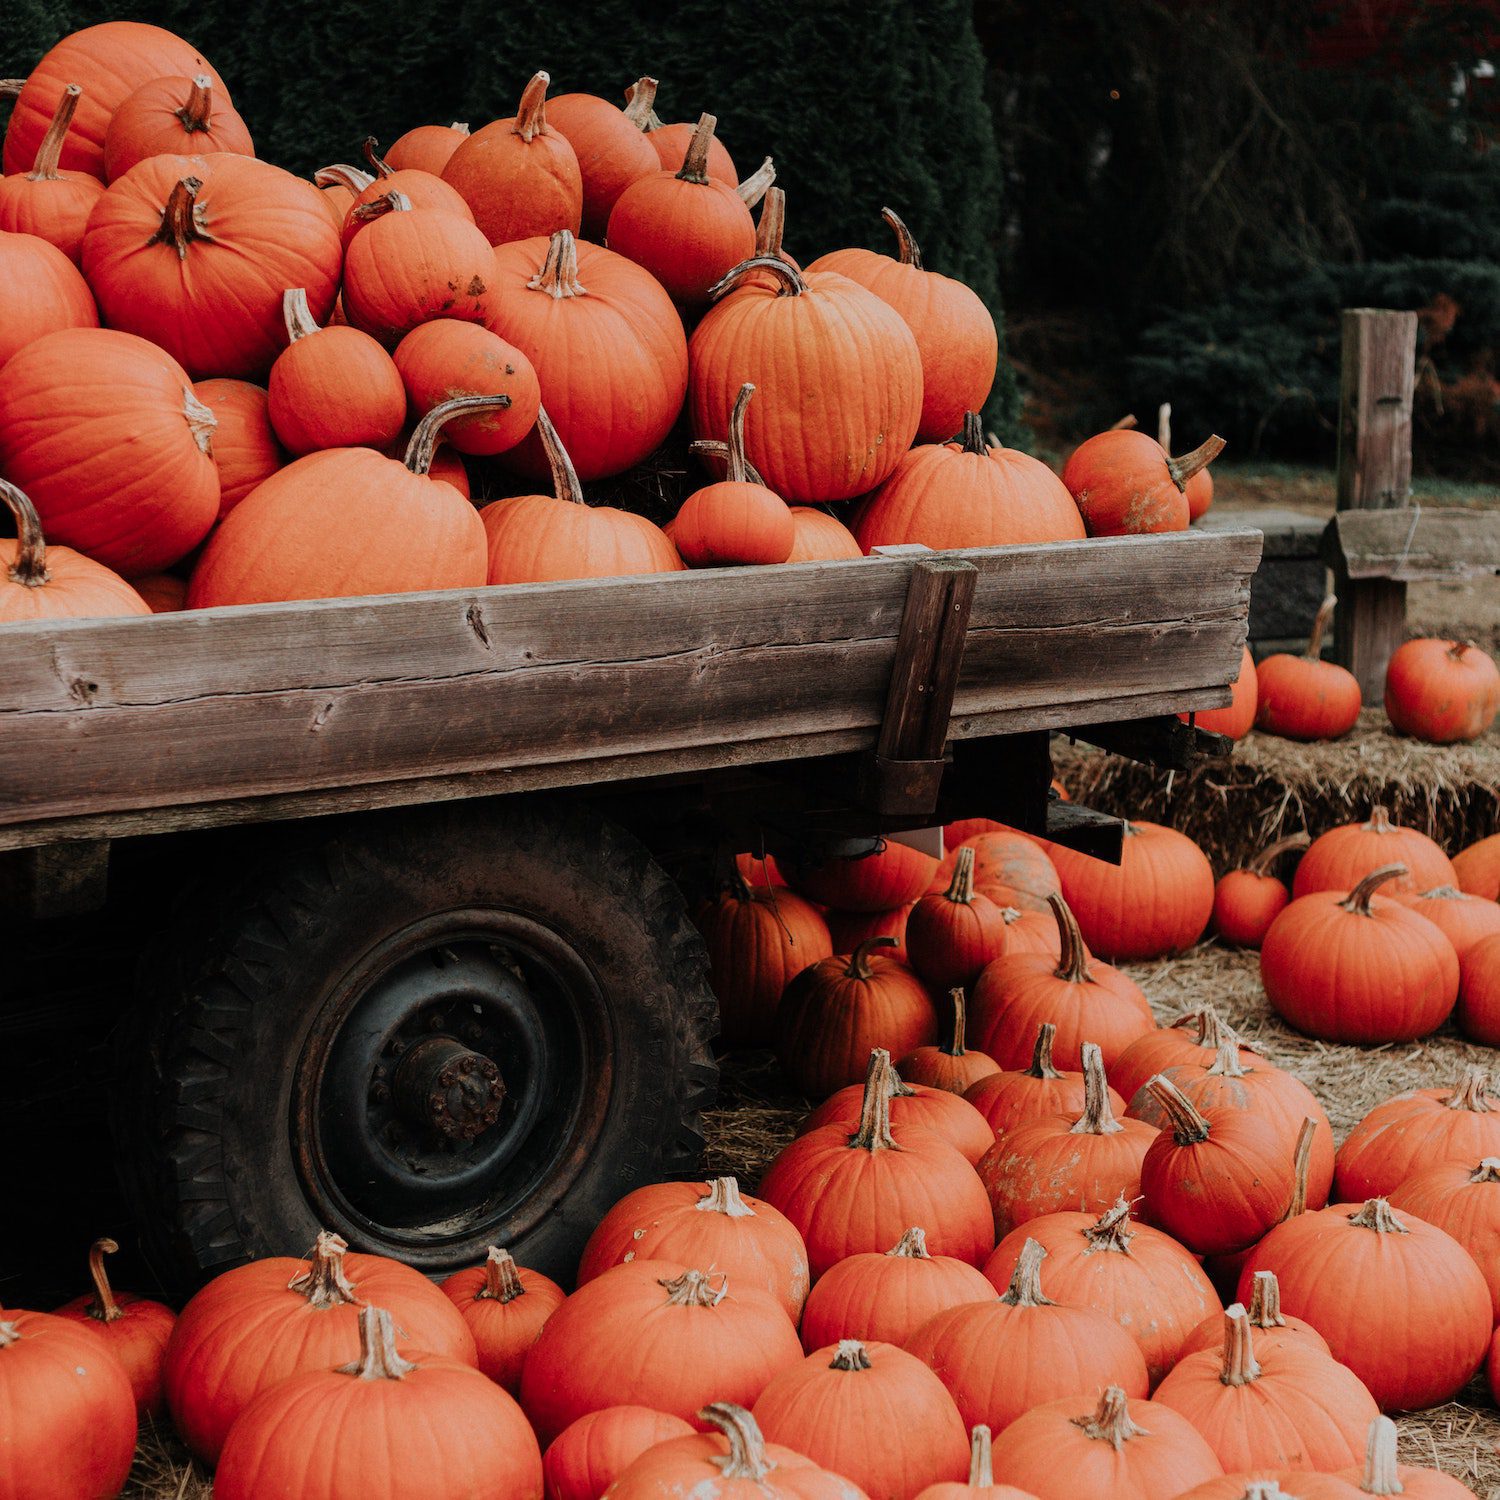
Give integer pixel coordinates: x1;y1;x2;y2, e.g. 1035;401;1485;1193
1323;508;1500;582
1337;309;1417;512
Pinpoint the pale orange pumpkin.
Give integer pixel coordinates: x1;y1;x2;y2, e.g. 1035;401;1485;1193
0;85;104;264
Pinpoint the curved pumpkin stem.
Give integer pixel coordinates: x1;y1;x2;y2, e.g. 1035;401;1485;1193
288;1230;359;1308
710;255;807;302
942;846;977;905
1219;1303;1262;1387
149;176;212;260
881;207;923;269
28;82;80;181
176;75;214;132
1349;1198;1410;1235
530;406;585;506
337;1305;416;1381
737;155;775;208
754;186;787;261
1305;595;1337;660
1339;864;1408;916
1145;1073;1211;1144
314;163;375;192
1158;402;1172;450
1082;1196;1136;1253
722;383;757;485
829;1339;873;1371
1025;1022;1064;1081
621;76;660;130
958;413;987;455
1109;413;1139;432
845;935;898;981
350;188;412;226
1248;831;1311;877
1361;1415;1404;1497
1283;1116;1317;1221
689;438;767;489
361;136;393;177
1447;1065;1497;1113
281;288;321;343
966;1426;995;1487
0;479;51;589
1047;892;1092;984
1165;434;1226;491
941;989;969;1058
0;81;24;101
999;1237;1054;1308
83;1237;124;1323
675;112;719;185
476;1246;526;1303
847;1048;898;1153
527;229;588;301
886;1226;931;1259
659;1268;729;1306
513;71;551;143
698;1403;774;1482
1071;1043;1124;1137
696;1178;755;1218
404;395;517;477
1246;1269;1288;1329
1070;1386;1147;1450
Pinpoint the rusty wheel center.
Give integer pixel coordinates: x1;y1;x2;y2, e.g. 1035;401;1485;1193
392;1035;506;1141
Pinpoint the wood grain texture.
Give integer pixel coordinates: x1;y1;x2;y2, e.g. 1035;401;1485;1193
0;530;1261;844
1324;508;1500;581
1337;309;1417;513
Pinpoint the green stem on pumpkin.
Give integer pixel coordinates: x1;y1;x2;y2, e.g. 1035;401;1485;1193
881;207;924;269
404;395;516;477
476;1246;526;1303
0;479;51;588
1070;1386;1147;1450
513;71;550;143
696;1178;756;1218
337;1306;417;1380
28;82;79;181
83;1238;124;1323
1340;864;1408;916
1072;1043;1124;1137
676;112;717;184
288;1230;360;1308
999;1238;1054;1308
176;75;214;132
1048;892;1093;984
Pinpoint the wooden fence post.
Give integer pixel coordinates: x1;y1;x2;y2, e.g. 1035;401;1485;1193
1333;308;1417;699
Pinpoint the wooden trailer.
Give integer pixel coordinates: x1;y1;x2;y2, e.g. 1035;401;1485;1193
0;526;1260;1288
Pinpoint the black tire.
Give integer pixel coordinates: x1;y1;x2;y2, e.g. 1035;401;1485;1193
114;799;718;1293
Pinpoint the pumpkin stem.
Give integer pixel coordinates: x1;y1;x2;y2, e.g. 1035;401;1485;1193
1082;1196;1137;1253
845;935;898;982
1158;402;1172;450
1025;1022;1064;1081
513;70;550;143
527;229;588;301
620;77;660;130
1448;639;1477;662
1048;892;1093;984
1000;1237;1054;1308
451;122;470;134
1072;1043;1124;1137
0;1322;21;1349
887;1227;931;1259
689;439;767;489
337;1305;417;1381
941;989;969;1058
350;188;412;225
659;1268;729;1306
696;1178;756;1218
847;1049;899;1153
314;163;374;192
1204;1032;1249;1080
1165;434;1227;491
1348;1198;1410;1235
28;82;79;181
1361;1415;1404;1496
698;1403;775;1483
1284;1117;1317;1220
1339;864;1408;916
1219;1303;1262;1386
722;383;757;486
183;387;217;456
959;413;987;455
0;81;24;101
1447;1065;1496;1113
709;255;808;302
287;1230;359;1308
361;136;393;177
1366;805;1395;834
477;1246;526;1303
1305;595;1337;660
676;112;718;184
1246;1269;1288;1329
1070;1386;1148;1450
737;155;775;207
0;479;51;589
829;1339;873;1371
149;176;212;260
1470;1158;1500;1183
881;207;923;269
281;287;321;343
404;394;515;477
1145;1074;1211;1144
1109;413;1139;431
1248;831;1311;877
1415;885;1463;902
887;1059;918;1100
966;1426;995;1486
754;186;787;261
942;846;978;905
176;75;214;132
528;405;585;505
83;1237;124;1323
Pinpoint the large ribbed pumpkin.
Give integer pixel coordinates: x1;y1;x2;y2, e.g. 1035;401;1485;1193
83;153;342;379
1389;1158;1500;1321
4;21;224;178
1384;637;1500;744
689;256;922;502
0;86;104;264
981;1197;1217;1386
1049;820;1215;961
695;871;832;1048
1260;864;1460;1044
788;839;940;913
443;71;582;245
0;326;218;576
193;377;282;515
543;1406;697;1500
1237;1199;1491;1411
758;1050;994;1280
808;209;997;440
855;413;1085;551
0;229;97;367
1213;833;1311;950
519;1260;803;1445
1256;597;1363;741
103;73;253;181
546;77;661;237
1061;427;1225;536
963;1022;1125;1138
188;395;490;606
1293;807;1456;899
439;1247;565;1395
487;230;688;482
578;1177;810;1325
162;1230;477;1463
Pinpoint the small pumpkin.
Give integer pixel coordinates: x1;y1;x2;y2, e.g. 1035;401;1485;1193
543;1405;696;1500
1255;596;1363;741
788;505;864;561
788;839;939;913
907;847;1012;990
1384;637;1499;743
546;78;661;237
1388;1157;1500;1321
1183;644;1259;739
914;1425;1040;1500
1109;1006;1256;1107
384;121;471;176
440;1247;565;1395
0;228;98;368
1213;833;1311;949
103;73;252;180
1454;832;1500;901
392;319;540;457
442;71;582;245
897;988;1001;1095
1293;806;1456;900
0;85;104;264
1260;864;1459;1044
341;139;475;246
1458;934;1500;1046
1061;427;1225;536
577;1177;810;1325
193;377;282;515
1179;1267;1330;1361
963;1022;1125;1138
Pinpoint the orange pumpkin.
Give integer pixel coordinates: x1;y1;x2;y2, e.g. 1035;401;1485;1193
934;830;1060;914
542;1405;697;1500
438;1247;564;1395
131;572;189;613
788;506;863;561
643;100;740;184
963;1022;1125;1138
383;121;470;175
0;326;218;576
1255;596;1363;741
392;319;539;457
1293;806;1456;900
788;839;939;913
1179;1267;1330;1361
103;74;252;180
897;989;1001;1096
907;847;1012;990
855;414;1087;551
808;209;998;441
915;1424;1040;1500
1213;833;1311;949
1109;1006;1257;1108
479;406;682;585
1340;1415;1477;1500
1061;427;1225;536
1389;1157;1500;1321
193;377;282;515
188;395;491;607
1384;637;1500;744
0;228;98;367
1459;934;1500;1046
547;77;662;237
0;86;104;264
1395;885;1500;961
486;230;688;482
442;71;582;245
690;256;923;503
1183;643;1259;739
825;903;914;962
341;151;475;252
1454;832;1500;901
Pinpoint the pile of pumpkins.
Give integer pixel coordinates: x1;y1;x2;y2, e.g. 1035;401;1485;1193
0;18;1232;626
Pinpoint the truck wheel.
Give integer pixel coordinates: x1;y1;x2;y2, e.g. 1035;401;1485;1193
115;800;718;1291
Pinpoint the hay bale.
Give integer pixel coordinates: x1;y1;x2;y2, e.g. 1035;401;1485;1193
1054;711;1500;872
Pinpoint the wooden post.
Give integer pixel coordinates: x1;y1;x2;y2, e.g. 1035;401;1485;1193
1333;308;1417;698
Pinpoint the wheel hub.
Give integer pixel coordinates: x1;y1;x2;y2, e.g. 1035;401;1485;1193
391;1035;505;1141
